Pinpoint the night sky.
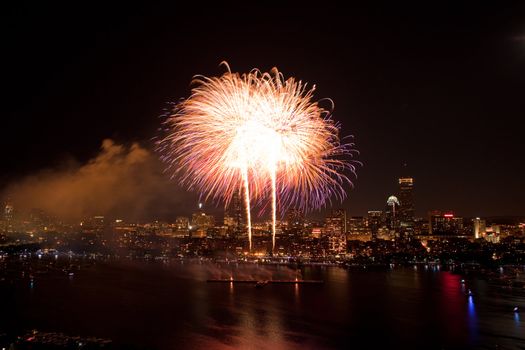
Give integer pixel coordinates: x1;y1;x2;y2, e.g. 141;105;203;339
2;2;524;219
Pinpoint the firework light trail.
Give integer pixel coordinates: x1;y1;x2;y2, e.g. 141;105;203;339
158;63;358;252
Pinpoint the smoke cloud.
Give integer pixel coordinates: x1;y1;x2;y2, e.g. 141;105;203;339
2;139;199;222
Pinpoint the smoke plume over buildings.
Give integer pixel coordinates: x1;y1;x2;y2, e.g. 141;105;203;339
2;139;196;222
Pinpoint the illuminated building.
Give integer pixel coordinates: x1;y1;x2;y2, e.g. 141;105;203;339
322;210;348;255
3;201;14;233
472;217;486;239
92;216;105;229
286;208;304;228
29;208;48;231
192;212;215;230
327;233;347;255
346;216;371;241
398;177;415;236
214;225;229;238
224;190;243;236
175;216;189;230
347;216;368;235
310;226;324;238
484;224;501;243
386;195;400;231
4;202;13;221
80;215;105;232
174;216;190;237
192;204;215;238
223;215;236;227
428;211;464;236
286;209;304;234
367;211;383;240
325;209;346;235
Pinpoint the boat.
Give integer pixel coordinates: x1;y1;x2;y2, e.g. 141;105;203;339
206;279;324;285
255;280;268;288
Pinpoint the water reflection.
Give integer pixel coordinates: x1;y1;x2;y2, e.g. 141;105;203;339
5;262;525;349
468;296;475;316
233;290;286;348
229;281;234;300
467;295;477;337
439;272;469;344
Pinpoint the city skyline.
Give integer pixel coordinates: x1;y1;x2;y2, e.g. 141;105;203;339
3;173;524;228
1;162;524;222
2;171;523;255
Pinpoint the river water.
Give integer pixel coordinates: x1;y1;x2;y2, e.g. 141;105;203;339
3;261;524;349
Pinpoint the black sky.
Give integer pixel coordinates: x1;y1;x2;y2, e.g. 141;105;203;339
1;2;524;218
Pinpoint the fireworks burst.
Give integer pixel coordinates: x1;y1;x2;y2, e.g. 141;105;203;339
158;63;358;251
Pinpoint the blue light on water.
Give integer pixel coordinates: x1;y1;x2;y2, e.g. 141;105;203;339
468;296;475;316
514;312;520;324
466;294;479;344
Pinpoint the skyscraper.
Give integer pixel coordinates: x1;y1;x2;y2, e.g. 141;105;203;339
386;195;400;231
325;209;346;235
192;203;215;238
4;201;13;221
398;177;415;236
224;190;243;237
472;217;486;239
367;211;383;240
325;209;347;256
3;201;14;233
428;211;464;236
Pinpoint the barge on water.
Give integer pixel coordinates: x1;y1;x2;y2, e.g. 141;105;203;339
206;279;324;286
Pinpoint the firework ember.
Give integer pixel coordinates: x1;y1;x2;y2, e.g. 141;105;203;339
158;63;358;252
